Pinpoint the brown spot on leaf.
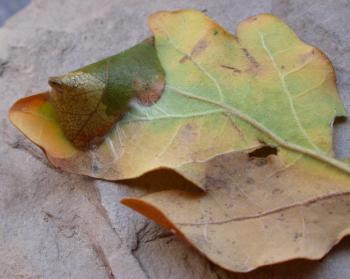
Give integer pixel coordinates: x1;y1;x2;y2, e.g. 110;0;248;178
179;55;190;64
191;39;208;57
299;50;315;64
246;177;255;184
221;64;242;73
179;38;208;64
294;232;303;241
134;76;165;106
242;47;259;69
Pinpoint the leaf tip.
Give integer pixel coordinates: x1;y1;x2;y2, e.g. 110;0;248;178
121;197;176;231
8;93;77;159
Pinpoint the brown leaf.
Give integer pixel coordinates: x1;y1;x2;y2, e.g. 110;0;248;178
122;151;350;272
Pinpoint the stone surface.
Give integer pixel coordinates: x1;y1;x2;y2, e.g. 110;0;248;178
1;0;349;278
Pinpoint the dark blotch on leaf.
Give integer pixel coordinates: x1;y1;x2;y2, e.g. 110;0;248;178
248;146;278;158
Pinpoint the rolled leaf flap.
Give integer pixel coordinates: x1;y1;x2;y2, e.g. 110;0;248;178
49;38;165;148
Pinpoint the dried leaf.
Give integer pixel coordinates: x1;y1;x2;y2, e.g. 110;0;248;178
8;10;350;272
122;152;350;272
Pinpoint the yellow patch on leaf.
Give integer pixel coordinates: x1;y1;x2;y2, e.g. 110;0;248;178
9;93;77;159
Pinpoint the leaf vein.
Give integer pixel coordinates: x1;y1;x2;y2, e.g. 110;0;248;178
257;30;321;152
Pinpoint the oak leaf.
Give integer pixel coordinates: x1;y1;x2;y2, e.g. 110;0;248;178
9;10;350;272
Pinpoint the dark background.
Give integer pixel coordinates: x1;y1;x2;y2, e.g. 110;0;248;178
0;0;30;26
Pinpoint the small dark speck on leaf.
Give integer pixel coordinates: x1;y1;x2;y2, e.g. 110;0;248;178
179;55;190;64
249;146;278;158
294;232;303;241
92;162;100;173
246;177;255;184
221;64;242;73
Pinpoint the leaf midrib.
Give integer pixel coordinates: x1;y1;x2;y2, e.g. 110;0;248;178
167;84;350;175
176;190;350;226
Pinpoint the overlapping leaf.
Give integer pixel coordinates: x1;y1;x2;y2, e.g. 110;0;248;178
9;10;350;272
